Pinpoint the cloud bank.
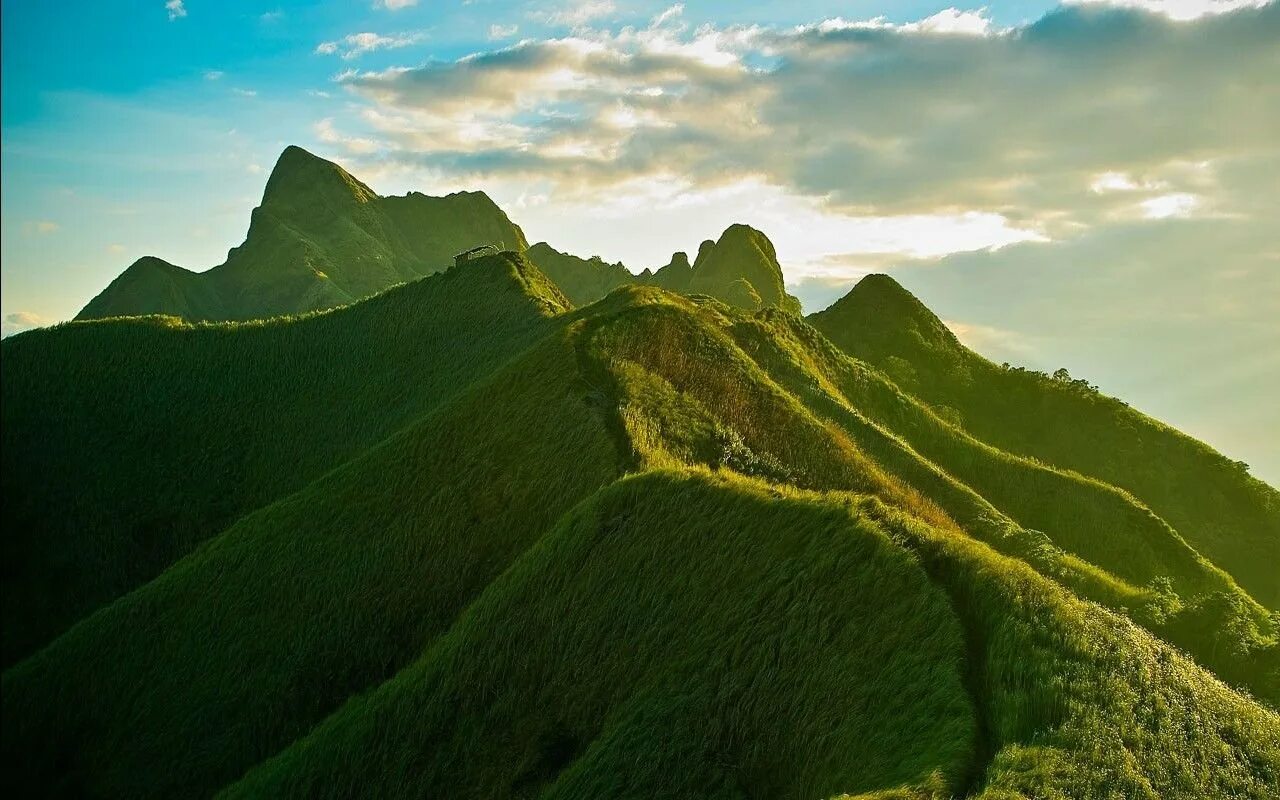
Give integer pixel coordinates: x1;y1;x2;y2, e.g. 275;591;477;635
323;3;1277;247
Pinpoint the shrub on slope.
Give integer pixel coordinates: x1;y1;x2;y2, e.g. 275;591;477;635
0;252;566;666
225;470;977;800
0;330;620;799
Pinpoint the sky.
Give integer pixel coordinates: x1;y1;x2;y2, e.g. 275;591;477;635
2;0;1277;483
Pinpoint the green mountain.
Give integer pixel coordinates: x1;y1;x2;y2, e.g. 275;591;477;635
76;146;527;321
3;238;1277;792
525;223;803;314
810;274;1280;609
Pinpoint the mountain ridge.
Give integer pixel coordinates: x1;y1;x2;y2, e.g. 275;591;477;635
76;146;529;322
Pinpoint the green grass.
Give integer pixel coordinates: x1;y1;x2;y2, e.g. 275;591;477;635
1;328;619;798
1;251;566;665
3;254;1278;798
810;273;1280;609
224;470;976;800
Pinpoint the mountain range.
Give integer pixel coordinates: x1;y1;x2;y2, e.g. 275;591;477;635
4;146;1277;799
77;146;800;323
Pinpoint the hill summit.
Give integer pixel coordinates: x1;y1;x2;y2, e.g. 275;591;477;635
76;146;528;322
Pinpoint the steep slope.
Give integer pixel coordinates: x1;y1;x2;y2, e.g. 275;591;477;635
75;146;528;322
810;274;1280;608
647;249;694;292
574;288;1276;702
2;252;565;665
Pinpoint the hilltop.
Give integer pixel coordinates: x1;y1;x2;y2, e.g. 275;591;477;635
3;211;1278;794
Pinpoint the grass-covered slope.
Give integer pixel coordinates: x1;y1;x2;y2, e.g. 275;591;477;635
1;252;565;665
1;329;620;799
226;471;976;800
226;471;1280;800
76;146;528;322
574;289;1276;703
811;273;1280;609
4;263;1277;799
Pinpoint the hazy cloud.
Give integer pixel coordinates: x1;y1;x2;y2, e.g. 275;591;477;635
2;312;51;337
489;23;519;40
165;1;186;21
23;221;59;235
537;1;618;27
316;31;425;59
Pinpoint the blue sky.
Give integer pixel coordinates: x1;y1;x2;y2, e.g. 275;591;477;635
2;0;1278;482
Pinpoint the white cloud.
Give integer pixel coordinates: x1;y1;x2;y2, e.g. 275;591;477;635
901;7;996;35
3;312;51;337
489;23;519;40
203;70;224;81
1065;0;1271;21
23;221;59;235
375;0;419;10
260;10;284;23
107;243;127;254
315;31;425;59
538;1;617;27
231;88;258;97
165;0;186;21
325;3;1278;281
1141;192;1200;219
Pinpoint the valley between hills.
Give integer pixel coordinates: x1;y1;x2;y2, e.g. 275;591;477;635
3;146;1278;799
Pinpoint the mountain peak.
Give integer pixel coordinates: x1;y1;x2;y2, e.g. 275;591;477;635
688;224;800;314
262;145;377;206
809;273;959;362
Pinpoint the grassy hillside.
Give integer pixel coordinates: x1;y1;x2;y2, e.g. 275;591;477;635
1;330;620;798
77;146;528;322
225;471;977;800
4;255;1277;798
1;252;565;665
810;274;1280;609
573;288;1276;702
